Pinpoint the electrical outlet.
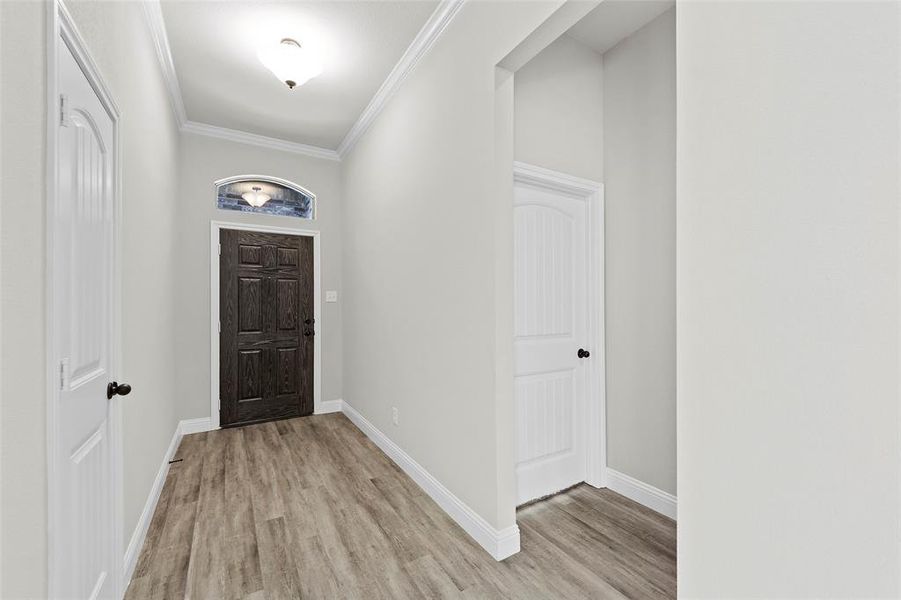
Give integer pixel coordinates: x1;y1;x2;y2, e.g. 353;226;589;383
392;407;399;426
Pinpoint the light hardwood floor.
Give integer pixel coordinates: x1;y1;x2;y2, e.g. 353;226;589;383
125;414;675;599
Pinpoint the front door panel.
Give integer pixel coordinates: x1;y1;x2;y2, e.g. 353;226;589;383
220;230;313;426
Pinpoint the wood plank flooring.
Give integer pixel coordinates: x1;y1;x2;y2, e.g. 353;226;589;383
125;414;675;599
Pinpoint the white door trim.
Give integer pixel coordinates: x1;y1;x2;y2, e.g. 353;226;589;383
512;161;607;490
46;0;125;596
209;220;322;429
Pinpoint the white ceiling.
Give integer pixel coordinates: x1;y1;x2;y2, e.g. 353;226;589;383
160;1;439;150
567;0;674;56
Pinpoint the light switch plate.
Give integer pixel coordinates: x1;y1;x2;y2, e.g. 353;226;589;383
325;290;338;303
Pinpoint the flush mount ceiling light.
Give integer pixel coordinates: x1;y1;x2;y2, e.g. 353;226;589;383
242;186;271;208
257;38;323;89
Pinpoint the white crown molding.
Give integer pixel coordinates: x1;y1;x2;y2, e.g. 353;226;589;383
140;0;339;161
182;121;341;161
141;0;186;127
336;0;466;159
142;0;464;162
513;161;603;197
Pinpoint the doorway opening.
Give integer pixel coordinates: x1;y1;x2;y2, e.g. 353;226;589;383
512;162;606;504
46;1;125;596
506;3;677;593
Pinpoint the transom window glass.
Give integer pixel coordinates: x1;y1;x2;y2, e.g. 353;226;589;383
215;175;315;219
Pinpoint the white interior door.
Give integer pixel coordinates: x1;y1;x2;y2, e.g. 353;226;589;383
53;37;118;600
514;180;591;505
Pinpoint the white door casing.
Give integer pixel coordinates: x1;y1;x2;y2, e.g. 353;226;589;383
513;162;605;505
48;3;123;598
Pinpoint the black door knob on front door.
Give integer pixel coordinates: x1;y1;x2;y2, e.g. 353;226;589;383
578;348;590;359
107;381;132;400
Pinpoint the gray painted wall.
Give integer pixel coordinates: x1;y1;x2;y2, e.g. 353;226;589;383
340;1;563;531
677;1;900;595
175;133;344;421
514;34;604;182
603;8;676;495
1;1;183;595
1;3;50;595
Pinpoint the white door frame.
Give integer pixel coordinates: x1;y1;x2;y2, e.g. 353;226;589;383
46;0;125;596
512;161;607;490
209;220;322;429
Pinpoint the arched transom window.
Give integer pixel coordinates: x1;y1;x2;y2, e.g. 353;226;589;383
215;175;315;219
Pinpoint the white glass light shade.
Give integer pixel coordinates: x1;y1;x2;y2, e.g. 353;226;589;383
257;38;323;89
242;187;271;208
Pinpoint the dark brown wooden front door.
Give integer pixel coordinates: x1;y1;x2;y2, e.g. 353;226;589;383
219;229;313;427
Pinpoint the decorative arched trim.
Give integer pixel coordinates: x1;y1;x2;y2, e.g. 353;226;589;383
71;108;110;154
214;174;316;219
214;174;316;200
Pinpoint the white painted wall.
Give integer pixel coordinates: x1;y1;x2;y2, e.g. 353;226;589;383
678;1;900;596
514;34;604;182
1;3;48;596
493;66;517;525
64;0;183;547
341;0;563;531
602;8;675;496
175;133;343;419
1;1;182;595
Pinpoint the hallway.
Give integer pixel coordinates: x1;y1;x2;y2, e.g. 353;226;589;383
126;414;675;599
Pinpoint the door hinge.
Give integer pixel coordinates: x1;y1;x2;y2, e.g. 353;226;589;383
59;94;69;127
218;243;221;256
217;320;221;334
59;358;69;391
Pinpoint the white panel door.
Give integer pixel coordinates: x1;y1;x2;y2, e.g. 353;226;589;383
514;182;590;504
54;39;118;600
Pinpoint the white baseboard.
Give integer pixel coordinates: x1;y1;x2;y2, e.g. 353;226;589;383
494;524;522;560
340;401;520;561
123;422;181;584
315;398;343;415
179;417;214;436
123;417;215;587
606;468;677;520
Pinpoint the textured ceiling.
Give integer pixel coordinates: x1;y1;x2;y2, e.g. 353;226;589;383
161;1;439;149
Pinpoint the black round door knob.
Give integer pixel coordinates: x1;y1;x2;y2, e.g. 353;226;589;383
107;381;132;399
578;348;590;359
